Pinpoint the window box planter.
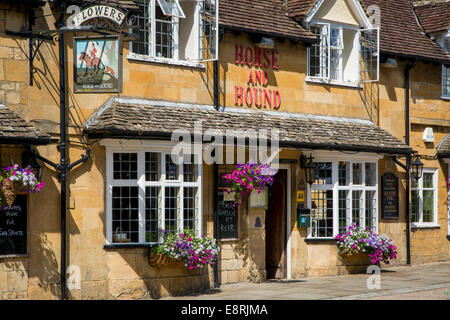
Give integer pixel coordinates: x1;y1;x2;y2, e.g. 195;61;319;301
148;250;183;267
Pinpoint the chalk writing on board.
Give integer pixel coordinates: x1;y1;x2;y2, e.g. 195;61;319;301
217;193;238;240
0;195;27;256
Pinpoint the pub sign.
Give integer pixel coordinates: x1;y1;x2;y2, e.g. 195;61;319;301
381;172;399;219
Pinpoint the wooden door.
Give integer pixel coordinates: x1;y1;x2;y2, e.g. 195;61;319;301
265;169;287;279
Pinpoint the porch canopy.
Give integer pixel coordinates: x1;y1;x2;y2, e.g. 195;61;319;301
437;133;450;158
0;104;51;145
84;97;412;156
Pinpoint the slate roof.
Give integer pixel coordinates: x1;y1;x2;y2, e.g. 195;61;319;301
436;133;450;157
414;0;450;34
219;0;316;42
287;0;318;18
0;104;51;145
84;98;412;155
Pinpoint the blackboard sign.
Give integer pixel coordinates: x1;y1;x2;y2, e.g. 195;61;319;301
0;195;27;256
217;191;239;240
381;172;399;219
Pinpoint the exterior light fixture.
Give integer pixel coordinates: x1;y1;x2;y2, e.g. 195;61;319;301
411;155;424;181
381;57;398;69
300;154;317;186
22;149;43;181
257;37;275;49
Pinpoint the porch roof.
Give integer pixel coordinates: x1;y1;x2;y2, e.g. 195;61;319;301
0;104;51;145
84;97;412;155
437;133;450;158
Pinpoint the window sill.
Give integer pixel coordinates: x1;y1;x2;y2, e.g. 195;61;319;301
103;243;156;250
304;238;337;244
441;95;450;100
411;223;440;229
127;53;206;69
305;77;363;89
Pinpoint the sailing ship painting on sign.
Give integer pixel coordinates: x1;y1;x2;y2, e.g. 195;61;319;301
74;36;122;93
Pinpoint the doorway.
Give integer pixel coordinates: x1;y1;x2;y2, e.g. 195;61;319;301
265;169;288;279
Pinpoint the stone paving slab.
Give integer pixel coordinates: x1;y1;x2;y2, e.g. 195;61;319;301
165;261;450;300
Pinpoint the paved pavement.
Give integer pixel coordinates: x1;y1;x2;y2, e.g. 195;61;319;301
164;261;450;300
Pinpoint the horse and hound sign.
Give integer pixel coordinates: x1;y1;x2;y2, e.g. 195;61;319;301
74;36;122;93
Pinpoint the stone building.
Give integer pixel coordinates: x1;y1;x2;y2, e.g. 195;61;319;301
0;0;448;299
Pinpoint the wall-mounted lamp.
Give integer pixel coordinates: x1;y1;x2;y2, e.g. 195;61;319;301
22;149;43;181
256;37;275;49
411;155;424;181
300;154;317;186
381;57;398;69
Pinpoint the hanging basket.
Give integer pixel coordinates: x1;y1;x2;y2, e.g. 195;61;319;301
148;250;182;267
1;179;21;207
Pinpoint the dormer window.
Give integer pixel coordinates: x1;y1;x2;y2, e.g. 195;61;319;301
307;24;379;85
305;0;379;86
131;0;218;63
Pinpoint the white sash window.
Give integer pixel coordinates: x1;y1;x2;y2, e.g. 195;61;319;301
307;155;379;239
104;143;202;244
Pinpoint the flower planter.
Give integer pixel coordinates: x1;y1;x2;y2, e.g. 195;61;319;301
148;250;183;267
339;252;370;266
0;179;21;207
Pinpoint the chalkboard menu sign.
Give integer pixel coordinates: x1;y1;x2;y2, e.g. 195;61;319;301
217;191;239;240
381;172;399;219
0;195;27;256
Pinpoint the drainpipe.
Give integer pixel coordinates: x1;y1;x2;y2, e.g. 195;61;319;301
404;60;417;265
213;60;220;288
58;25;68;300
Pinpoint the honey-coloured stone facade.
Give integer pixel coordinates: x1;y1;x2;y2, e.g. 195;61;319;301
0;1;448;300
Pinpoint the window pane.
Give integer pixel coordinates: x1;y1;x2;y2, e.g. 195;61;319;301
314;162;332;185
330;27;342;47
330;48;341;80
352;163;362;185
165;154;179;180
352;190;363;227
338;161;350;186
155;5;175;59
112;186;139;243
309;26;328;78
443;38;450;96
157;0;185;18
423;173;434;189
365;190;376;231
311;189;333;237
183;187;198;232
113;153;137;180
423;190;434;223
365;163;376;186
183;154;198;182
338;190;349;233
165;187;179;232
132;0;151;56
145;186;161;242
145;152;161;181
411;189;420;223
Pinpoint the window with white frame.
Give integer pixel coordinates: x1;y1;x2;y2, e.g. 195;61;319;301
107;149;202;244
411;168;438;226
307;24;379;84
131;0;218;62
309;159;378;238
442;37;450;98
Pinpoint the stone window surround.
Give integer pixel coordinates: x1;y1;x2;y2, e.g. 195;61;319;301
100;139;203;246
411;167;439;229
306;151;382;239
444;159;450;237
